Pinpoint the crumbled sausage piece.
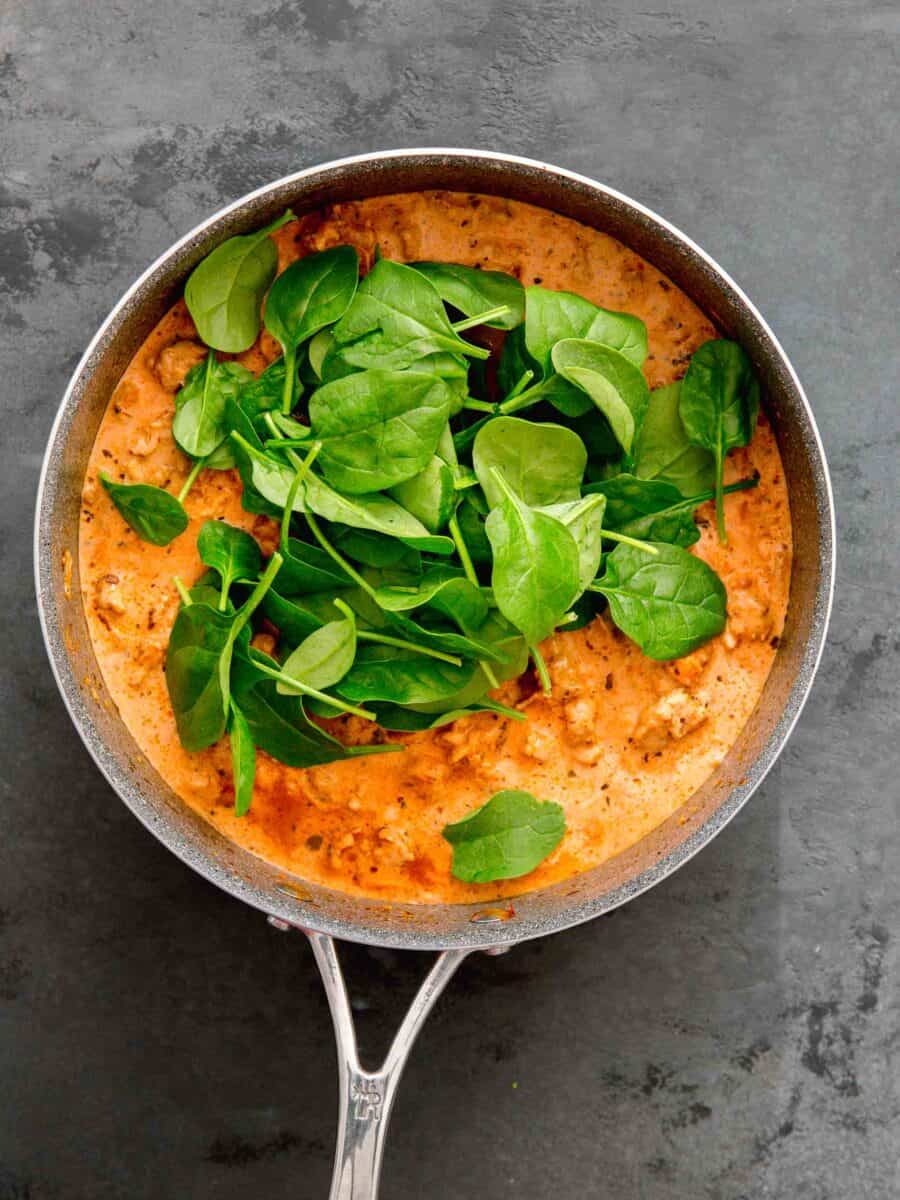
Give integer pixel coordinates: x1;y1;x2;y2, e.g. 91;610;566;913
523;725;556;763
563;697;597;742
727;573;774;641
130;431;160;458
251;632;277;656
666;643;713;685
94;573;126;615
635;688;710;751
155;341;207;392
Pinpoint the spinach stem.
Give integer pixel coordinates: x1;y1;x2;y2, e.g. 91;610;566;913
531;645;552;695
173;577;192;607
227;552;284;650
451;304;510;333
452;475;478;491
251;658;376;722
357;630;462;667
481;698;526;722
504;368;535;402
177;456;206;503
448;513;478;587
498;380;544;415
452;416;491;454
265;437;316;449
305;511;378;600
281;344;297;415
481;661;500;689
280;442;323;552
715;453;728;545
461;398;496;414
602;529;660;555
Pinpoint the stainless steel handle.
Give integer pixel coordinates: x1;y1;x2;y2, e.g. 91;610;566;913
306;930;471;1200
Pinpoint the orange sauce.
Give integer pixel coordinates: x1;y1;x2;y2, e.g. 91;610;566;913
79;192;792;903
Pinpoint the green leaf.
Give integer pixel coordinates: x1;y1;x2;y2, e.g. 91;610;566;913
197;521;262;606
537;495;607;590
264;245;359;352
237;358;290;420
485;473;581;646
330;527;423;572
277;608;357;693
442;789;566;883
386;454;456;533
472;416;586;509
230;649;399;768
307;328;334;378
173;354;254;460
375;567;490;632
185;211;293;353
525;286;647;370
551;339;650;456
371;700;519;731
329;259;489;371
632;382;715;494
278;537;352;593
165;601;234;752
310;368;454;494
229;703;256;817
679;339;760;542
411;261;525;329
337;644;478;705
585;474;701;547
592;542;727;660
99;472;188;546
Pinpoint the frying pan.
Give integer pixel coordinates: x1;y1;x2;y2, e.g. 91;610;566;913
34;149;835;1198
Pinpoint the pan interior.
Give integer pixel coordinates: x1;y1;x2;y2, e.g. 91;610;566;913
35;151;834;949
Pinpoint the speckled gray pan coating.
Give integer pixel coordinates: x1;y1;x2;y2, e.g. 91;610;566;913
34;150;835;950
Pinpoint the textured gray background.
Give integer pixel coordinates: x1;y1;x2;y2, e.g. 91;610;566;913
2;1;898;1197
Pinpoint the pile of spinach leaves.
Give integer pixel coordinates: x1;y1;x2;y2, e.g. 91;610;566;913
99;218;761;881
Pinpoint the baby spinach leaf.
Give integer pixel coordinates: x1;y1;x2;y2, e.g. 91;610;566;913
372;699;521;732
485;471;581;647
309;368;454;494
455;494;492;565
375;567;490;633
329;259;490;371
585;475;700;547
307;328;334;379
592;542;726;660
442;789;566;883
551;339;650;456
277;605;356;694
278;537;352;593
185;210;293;353
165;601;235;752
173;353;254;461
679;339;760;542
230;649;399;768
229;703;256;816
405;614;528;714
411;261;525;329
632;381;714;495
330;527;423;572
386;454;456;533
265;245;359;351
337;645;478;705
237;357;289;420
99;472;188;546
264;246;359;413
525;286;647;370
197;521;262;608
473;416;586;509
537;494;606;590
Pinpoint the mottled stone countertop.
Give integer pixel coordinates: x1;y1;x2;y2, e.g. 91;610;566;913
2;2;897;1197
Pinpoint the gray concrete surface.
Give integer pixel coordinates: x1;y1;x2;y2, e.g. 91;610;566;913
1;2;898;1196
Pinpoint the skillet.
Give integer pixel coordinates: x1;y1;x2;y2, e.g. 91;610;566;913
34;149;835;1198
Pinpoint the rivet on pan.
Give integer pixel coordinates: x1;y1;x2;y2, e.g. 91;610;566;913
470;906;515;924
275;880;316;903
267;915;292;932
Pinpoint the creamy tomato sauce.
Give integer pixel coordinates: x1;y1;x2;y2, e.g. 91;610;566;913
79;192;792;903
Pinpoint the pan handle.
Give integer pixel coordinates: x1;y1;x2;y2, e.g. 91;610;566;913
305;929;471;1200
